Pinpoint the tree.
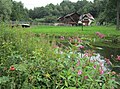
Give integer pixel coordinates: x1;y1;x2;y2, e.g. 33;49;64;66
44;16;57;23
0;0;12;21
10;1;29;21
105;0;120;30
116;0;120;30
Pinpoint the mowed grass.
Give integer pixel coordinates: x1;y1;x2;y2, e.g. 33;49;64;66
26;25;120;37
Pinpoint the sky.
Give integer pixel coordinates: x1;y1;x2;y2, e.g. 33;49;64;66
13;0;93;10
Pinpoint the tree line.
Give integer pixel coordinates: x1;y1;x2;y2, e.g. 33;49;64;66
0;0;119;29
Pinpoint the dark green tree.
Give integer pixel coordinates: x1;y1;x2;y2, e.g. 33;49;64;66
103;0;120;30
10;1;29;21
116;0;120;30
0;0;12;21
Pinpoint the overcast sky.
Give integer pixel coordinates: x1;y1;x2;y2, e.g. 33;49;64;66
13;0;93;9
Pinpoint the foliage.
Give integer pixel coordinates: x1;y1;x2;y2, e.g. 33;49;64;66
0;25;119;88
10;1;29;21
0;0;12;21
44;16;57;23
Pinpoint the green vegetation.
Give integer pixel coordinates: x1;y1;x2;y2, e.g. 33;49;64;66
26;25;120;36
0;25;120;88
0;0;120;88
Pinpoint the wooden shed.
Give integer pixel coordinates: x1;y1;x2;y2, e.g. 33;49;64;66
57;12;80;26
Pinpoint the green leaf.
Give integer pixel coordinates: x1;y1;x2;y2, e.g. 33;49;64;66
102;84;105;89
14;64;27;72
60;86;65;89
87;74;93;81
68;75;72;80
68;87;76;89
0;76;10;84
60;75;66;79
65;80;68;87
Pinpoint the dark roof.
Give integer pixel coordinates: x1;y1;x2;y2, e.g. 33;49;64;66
57;12;80;20
64;12;80;18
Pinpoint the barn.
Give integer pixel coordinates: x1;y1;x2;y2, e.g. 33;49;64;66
57;12;80;26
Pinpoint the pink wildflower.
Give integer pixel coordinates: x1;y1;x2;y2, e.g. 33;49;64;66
79;46;84;49
96;32;105;39
99;34;105;38
10;66;15;71
77;38;82;43
84;53;92;57
83;53;88;57
99;69;104;75
78;70;82;75
96;32;101;35
99;62;103;67
93;65;97;69
107;72;111;74
84;76;88;79
105;58;111;65
60;36;64;40
116;55;120;61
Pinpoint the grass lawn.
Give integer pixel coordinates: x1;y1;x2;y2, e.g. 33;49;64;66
26;25;120;37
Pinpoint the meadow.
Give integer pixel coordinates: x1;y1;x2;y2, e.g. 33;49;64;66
0;24;120;89
26;25;120;36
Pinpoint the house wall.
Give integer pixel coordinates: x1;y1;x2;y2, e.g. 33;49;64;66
71;14;80;23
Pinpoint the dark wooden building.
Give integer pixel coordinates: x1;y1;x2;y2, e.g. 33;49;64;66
57;12;80;26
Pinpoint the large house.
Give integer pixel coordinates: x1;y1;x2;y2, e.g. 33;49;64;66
78;13;94;26
57;12;80;26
